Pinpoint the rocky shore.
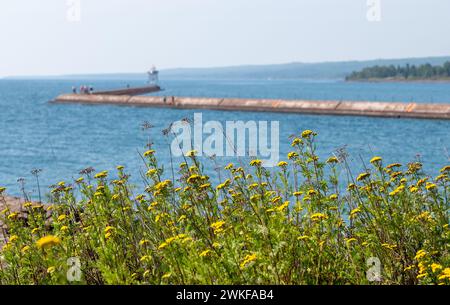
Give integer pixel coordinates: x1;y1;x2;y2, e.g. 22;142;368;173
1;195;32;245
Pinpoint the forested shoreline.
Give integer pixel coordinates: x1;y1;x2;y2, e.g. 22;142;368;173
346;62;450;81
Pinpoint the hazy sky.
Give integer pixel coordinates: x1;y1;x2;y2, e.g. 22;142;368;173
1;0;450;77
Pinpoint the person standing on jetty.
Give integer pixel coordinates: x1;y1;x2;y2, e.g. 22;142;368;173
72;86;77;94
78;85;92;94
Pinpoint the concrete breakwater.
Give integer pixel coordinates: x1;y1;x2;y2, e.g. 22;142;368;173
92;85;161;96
53;94;450;120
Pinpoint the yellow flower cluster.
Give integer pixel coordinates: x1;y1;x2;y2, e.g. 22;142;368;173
381;243;397;250
370;156;382;164
216;179;231;190
425;182;437;191
210;221;226;234
276;201;290;212
143;149;156;157
310;213;328;221
36;235;61;249
346;238;357;245
94;171;108;179
146;169;158;176
438;268;450;281
104;226;114;239
440;165;450;173
187;174;201;184
158;233;190;250
249;159;262;167
287;152;298;160
7;212;19;220
186;150;197;157
386;163;402;169
415;211;433;223
350;207;361;219
326;156;338;164
240;253;257;269
224;163;234;170
277;161;288;167
301;130;314;138
154;180;172;194
139;239;150;246
199;249;212;258
389;185;405;196
291;138;302;146
356;172;370;182
415;249;426;260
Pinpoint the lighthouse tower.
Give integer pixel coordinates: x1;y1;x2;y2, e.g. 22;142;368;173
147;66;159;85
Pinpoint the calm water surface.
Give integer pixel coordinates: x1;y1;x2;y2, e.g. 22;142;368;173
0;78;449;196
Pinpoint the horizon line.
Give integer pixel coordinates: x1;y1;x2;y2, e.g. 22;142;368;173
2;54;450;79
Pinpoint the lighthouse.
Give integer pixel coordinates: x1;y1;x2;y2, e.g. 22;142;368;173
147;66;159;85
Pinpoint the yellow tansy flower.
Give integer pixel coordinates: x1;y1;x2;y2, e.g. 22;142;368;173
287;152;299;160
301;130;314;138
249;159;262;166
277;161;288;167
415;249;427;260
199;250;212;258
356;172;370;182
240;253;257;269
36;235;61;249
431;263;442;273
310;213;328;221
47;266;56;274
143;150;156;157
210;221;226;234
370;156;382;164
276;201;290;212
346;238;357;245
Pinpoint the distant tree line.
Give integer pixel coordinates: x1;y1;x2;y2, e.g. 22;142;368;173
346;61;450;81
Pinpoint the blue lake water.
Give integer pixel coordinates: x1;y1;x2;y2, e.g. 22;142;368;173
0;78;449;197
